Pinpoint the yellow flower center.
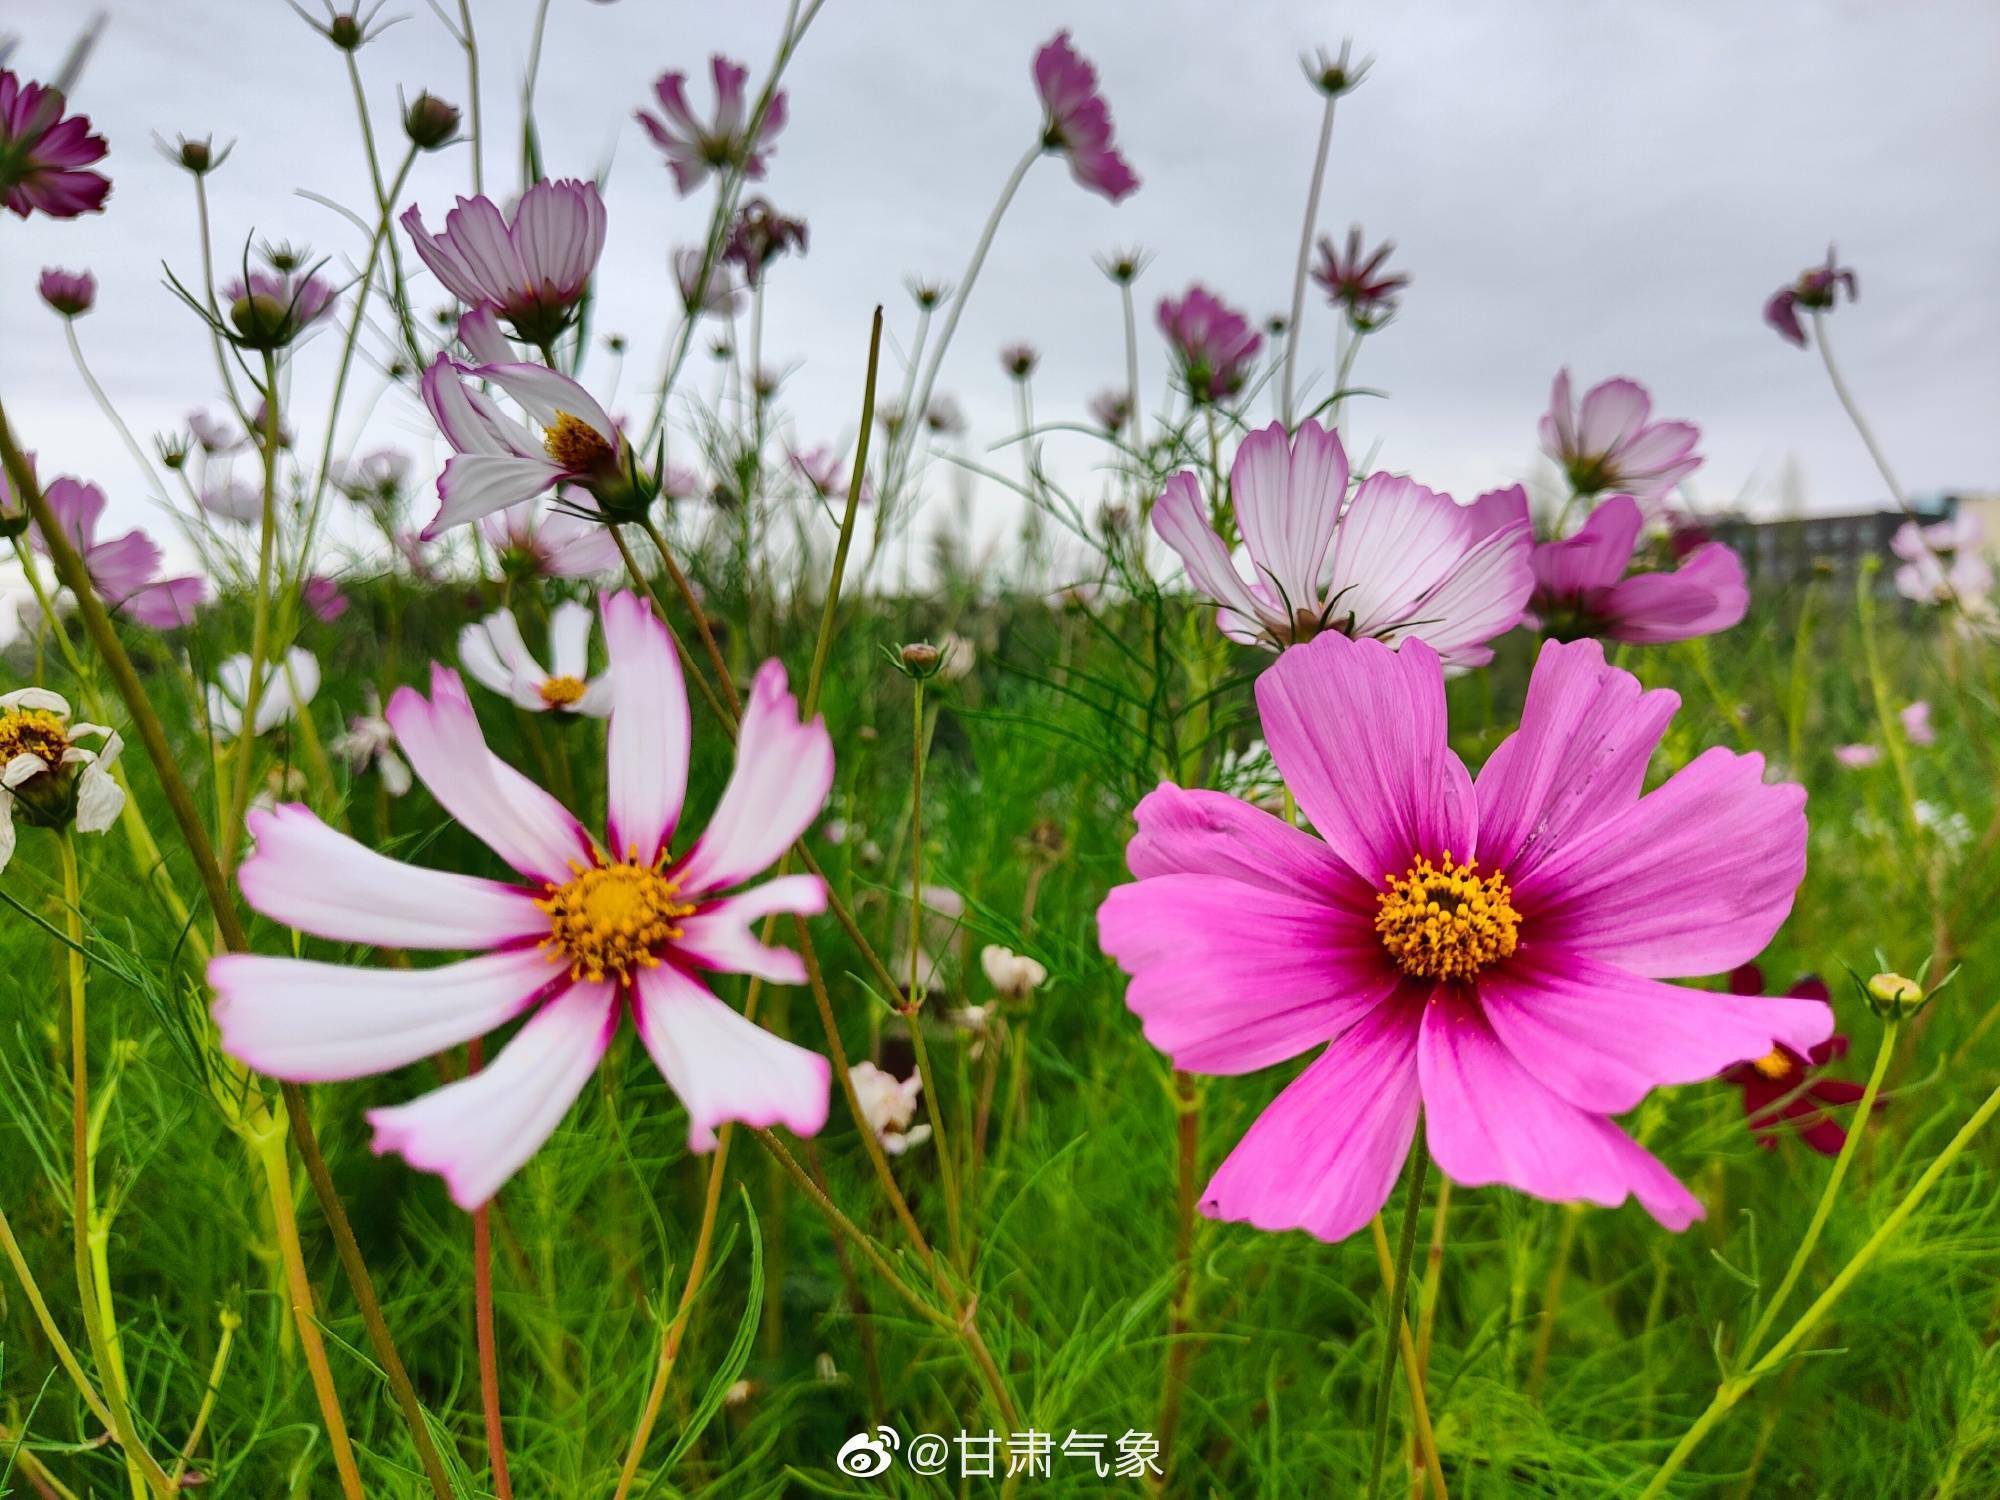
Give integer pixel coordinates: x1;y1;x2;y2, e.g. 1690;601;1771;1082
1751;1050;1794;1081
536;857;696;984
539;675;587;708
543;410;615;474
0;709;71;771
1374;852;1521;982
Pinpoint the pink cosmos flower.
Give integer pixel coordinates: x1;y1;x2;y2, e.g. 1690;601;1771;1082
1539;371;1702;502
480;498;623;578
458;602;612;716
1765;247;1857;348
209;591;835;1208
419;354;629;538
199;478;262;526
1151;420;1533;665
304;574;348;623
1098;631;1828;1240
187;409;243;454
638;57;788;196
1720;968;1861;1157
672;246;744;317
1158;285;1262;403
402;180;606;346
1310;227;1407;328
1832;744;1881;770
0;72;110;219
1891;516;1994;608
38;268;96;317
1900;700;1934;747
1527;495;1747;644
790;445;869;505
1033;31;1139;204
223;270;337;348
32;478;207;629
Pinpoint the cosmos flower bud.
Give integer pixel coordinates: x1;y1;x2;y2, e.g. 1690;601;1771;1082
1867;972;1922;1010
229;291;292;345
403;92;461;151
326;11;366;50
898;642;941;672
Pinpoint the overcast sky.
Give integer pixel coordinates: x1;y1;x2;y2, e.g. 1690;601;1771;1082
3;0;1996;561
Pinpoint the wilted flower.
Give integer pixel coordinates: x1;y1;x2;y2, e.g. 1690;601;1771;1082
208;594;835;1207
1539;372;1702;502
1032;31;1139;203
209;647;320;739
925;396;966;436
1158;285;1263;403
725;197;808;278
33;477;206;629
1310;227;1407;329
459;602;611;716
1095;247;1148;286
480;497;622;579
638;56;788;196
38;267;96;317
1099;633;1826;1240
1527;495;1747;644
1089;389;1130;435
981;945;1047;1000
850;1062;931;1156
905;277;950;311
1152;421;1534;665
330;685;412;797
1302;41;1370;97
159;133;228;177
0;71;111;219
1765;247;1858;348
402;179;605;346
0;687;125;869
1720;967;1860;1157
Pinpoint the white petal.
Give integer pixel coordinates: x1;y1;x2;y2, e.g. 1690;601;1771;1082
547;599;593;680
599;591;690;864
676;874;827;983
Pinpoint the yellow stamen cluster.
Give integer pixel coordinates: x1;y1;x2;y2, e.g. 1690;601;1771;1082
543;410;615;473
1375;852;1521;982
537;855;695;984
0;709;70;771
1751;1050;1795;1081
539;675;587;708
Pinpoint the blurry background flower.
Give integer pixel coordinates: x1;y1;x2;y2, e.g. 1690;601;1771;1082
208;646;319;738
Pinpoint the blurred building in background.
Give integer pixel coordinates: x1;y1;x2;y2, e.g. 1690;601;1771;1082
1706;492;1993;585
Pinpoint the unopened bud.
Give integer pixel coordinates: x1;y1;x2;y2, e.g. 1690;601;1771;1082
1867;972;1923;1011
403;92;461;151
899;642;941;671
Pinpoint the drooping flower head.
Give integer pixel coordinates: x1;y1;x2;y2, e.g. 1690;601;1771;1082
725;197;808;280
1158;285;1263;403
402;179;607;347
1539;371;1702;502
1098;632;1827;1240
638;57;788;196
1527;495;1747;644
0;72;110;219
1720;967;1862;1157
480;497;622;579
0;687;125;870
850;1062;931;1156
1033;31;1139;204
1151;420;1533;666
458;602;611;717
38;267;96;318
209;593;835;1207
1310;227;1407;330
1765;247;1858;348
31;477;207;629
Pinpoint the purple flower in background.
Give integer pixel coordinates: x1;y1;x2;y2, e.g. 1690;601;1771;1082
1158;285;1263;403
223;269;336;350
1540;372;1702;502
188;409;243;454
402;179;606;347
790;446;868;505
1001;344;1039;380
1528;495;1747;644
1034;31;1139;204
1901;700;1934;747
304;574;349;622
1310;227;1407;329
638;57;788;196
1089;389;1130;435
33;478;206;629
1765;247;1858;348
1833;744;1882;770
725;198;808;279
672;247;743;317
38;268;96;317
0;71;110;219
480;498;623;578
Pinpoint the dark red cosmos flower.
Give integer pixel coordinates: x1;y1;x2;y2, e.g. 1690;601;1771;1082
1721;965;1865;1157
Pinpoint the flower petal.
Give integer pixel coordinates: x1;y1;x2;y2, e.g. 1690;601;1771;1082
676;874;826;983
598;590;691;864
1151;470;1269;629
1124;781;1364;903
1231;420;1347;614
547;599;593;680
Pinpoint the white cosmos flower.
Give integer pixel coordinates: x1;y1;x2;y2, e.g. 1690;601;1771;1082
329;686;412;797
208;647;319;739
0;687;126;871
458;602;612;716
980;944;1048;999
849;1061;931;1156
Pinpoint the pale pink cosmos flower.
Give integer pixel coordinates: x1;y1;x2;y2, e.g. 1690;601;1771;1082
1891;516;1994;608
791;445;868;505
1527;495;1747;644
419;354;628;538
199;478;263;526
209;592;835;1208
1901;700;1934;747
1151;420;1533;666
330;686;411;798
1033;32;1139;204
480;497;623;578
850;1061;931;1156
0;72;110;219
638;57;788;196
1539;371;1702;502
1099;631;1828;1240
1158;285;1262;403
402;179;606;345
672;246;744;317
458;602;612;717
32;477;207;629
1833;744;1882;770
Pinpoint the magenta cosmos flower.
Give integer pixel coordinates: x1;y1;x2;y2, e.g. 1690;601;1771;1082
32;477;206;629
0;72;110;219
420;355;631;538
638;57;788;196
1720;967;1861;1158
1765;247;1857;349
38;267;96;317
1158;285;1262;403
1033;31;1139;204
209;591;835;1208
1152;420;1533;666
402;179;606;346
1539;371;1701;502
1528;495;1747;644
1310;227;1407;329
1098;632;1829;1239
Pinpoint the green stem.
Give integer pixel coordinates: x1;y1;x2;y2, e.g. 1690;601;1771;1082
1279;89;1338;428
218;354;285;877
1369;1131;1430;1500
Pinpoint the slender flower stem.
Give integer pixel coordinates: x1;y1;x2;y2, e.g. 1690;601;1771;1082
1280;90;1338;428
1409;1180;1453;1500
0;1198;122;1438
1640;1069;2000;1500
1120;280;1144;455
639;512;739;717
218;355;285;877
190;174;250;425
1154;1071;1202;1482
457;0;485;194
1366;1217;1449;1500
470;1040;515;1500
804;308;884;717
1857;563;1924;842
171;1308;240;1487
1811;307;1907;512
1368;1132;1430;1500
1526;1206;1579;1396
